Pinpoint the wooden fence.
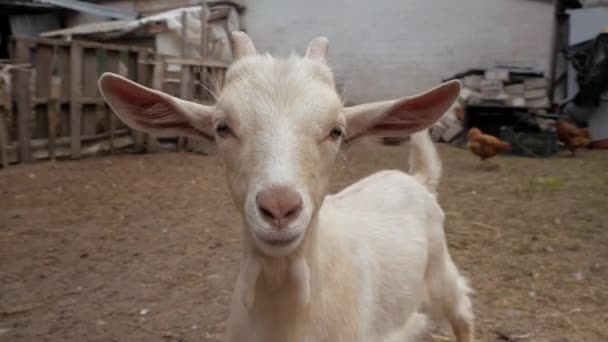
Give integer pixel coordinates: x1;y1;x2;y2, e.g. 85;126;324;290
0;36;228;168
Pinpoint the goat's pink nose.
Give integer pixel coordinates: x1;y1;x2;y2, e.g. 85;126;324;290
256;185;302;230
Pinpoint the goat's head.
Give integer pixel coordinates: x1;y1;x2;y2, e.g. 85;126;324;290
98;32;460;257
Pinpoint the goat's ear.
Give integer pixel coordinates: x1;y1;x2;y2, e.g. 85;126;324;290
98;73;215;140
343;80;461;142
305;37;329;63
231;31;257;59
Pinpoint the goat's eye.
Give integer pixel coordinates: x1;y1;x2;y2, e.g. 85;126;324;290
215;121;231;138
329;127;343;141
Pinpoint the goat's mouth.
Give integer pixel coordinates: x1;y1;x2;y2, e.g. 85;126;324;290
253;232;304;256
259;235;299;247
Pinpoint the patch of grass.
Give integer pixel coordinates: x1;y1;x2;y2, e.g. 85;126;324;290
537;177;565;190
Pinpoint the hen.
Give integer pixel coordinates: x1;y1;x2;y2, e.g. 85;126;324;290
556;120;590;156
467;127;511;165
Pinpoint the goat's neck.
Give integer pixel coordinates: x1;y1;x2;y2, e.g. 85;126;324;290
241;216;320;304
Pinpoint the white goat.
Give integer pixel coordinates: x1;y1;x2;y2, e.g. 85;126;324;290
98;32;474;342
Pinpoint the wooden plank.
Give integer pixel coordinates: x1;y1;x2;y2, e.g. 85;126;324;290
200;2;210;58
163;57;229;68
77;40;149;53
181;11;188;57
30;129;130;148
177;13;189;151
12;35;70;47
31;135;133;161
81;48;99;137
0;109;8;167
46;45;62;160
55;46;70;140
33;97;106;105
181;66;193;102
70;43;83;159
146;56;164;152
83;48;100;98
198;66;208;103
14;38;32;163
110;51;130;153
35;45;53;98
12;36;153;53
95;48;109;154
178;64;192;151
47;74;61;160
133;50;149;152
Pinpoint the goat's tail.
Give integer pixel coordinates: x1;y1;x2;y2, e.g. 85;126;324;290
408;130;441;195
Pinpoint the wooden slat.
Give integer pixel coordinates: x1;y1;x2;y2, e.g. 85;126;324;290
33;97;105;105
146;56;164;152
200;2;210;58
30;129;130;148
178;64;192;151
95;48;109;154
198;66;208;103
47;75;61;160
181;11;188;57
163;57;229;68
0;109;8;167
46;45;62;160
35;45;53;98
70;43;83;159
134;50;149;152
14;39;32;163
110;51;129;153
176;13;189;151
12;36;153;54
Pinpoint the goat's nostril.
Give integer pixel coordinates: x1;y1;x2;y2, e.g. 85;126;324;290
285;205;301;219
259;206;275;220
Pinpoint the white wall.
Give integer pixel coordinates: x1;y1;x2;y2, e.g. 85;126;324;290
244;0;554;104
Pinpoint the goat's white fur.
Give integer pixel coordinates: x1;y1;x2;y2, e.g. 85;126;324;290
98;32;474;342
226;132;474;342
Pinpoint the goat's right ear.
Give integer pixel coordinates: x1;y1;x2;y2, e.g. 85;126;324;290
343;80;461;142
98;73;215;140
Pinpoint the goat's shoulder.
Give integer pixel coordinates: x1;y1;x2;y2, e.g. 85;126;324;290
327;170;432;211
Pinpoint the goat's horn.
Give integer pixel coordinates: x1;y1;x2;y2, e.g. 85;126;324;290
305;37;329;63
230;31;257;59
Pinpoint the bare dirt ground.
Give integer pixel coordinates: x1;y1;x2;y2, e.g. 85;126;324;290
1;141;607;342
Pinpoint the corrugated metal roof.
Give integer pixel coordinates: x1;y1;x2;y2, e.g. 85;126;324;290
37;0;137;19
40;19;133;37
40;5;219;38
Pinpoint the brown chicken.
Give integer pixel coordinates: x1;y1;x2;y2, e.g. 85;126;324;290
467;127;511;163
556;120;590;156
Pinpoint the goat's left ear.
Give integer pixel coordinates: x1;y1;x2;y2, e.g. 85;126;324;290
98;73;216;140
343;80;461;142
